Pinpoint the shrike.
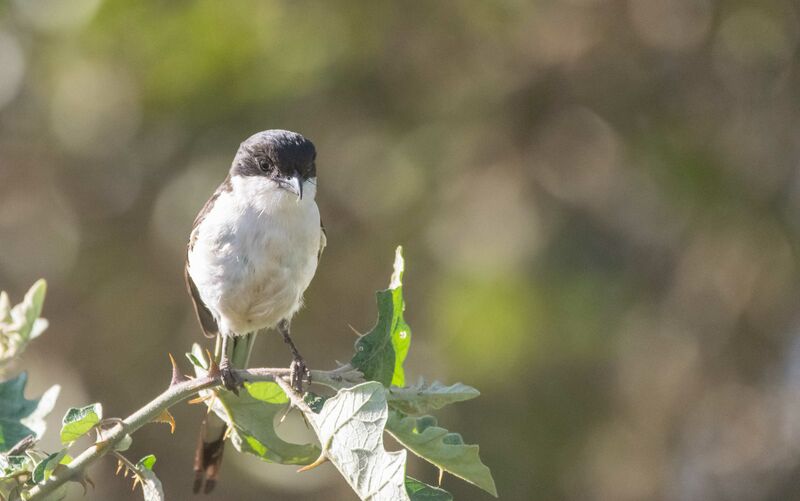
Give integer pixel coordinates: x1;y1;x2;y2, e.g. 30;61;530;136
184;130;325;493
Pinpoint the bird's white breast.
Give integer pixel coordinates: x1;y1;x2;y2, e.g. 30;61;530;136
187;175;321;336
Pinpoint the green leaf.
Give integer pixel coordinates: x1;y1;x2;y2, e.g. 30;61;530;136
244;382;288;404
303;392;328;414
137;454;157;471
32;450;67;484
0;280;49;368
11;280;47;342
352;246;412;387
60;403;102;444
308;382;409;500
115;434;133;452
214;385;319;465
189;349;318;465
0;454;30;475
388;379;480;415
386;411;497;497
0;292;10;324
0;372;60;452
185;343;208;370
405;477;453;501
138;464;164;501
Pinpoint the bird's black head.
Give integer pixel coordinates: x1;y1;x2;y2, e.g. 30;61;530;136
231;130;317;198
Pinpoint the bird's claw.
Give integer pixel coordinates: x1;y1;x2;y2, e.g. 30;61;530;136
219;359;243;395
290;357;311;393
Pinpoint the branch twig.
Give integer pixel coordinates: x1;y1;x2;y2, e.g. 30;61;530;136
19;366;361;501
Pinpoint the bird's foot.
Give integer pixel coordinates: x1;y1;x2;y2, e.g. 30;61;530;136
219;358;243;395
289;356;311;394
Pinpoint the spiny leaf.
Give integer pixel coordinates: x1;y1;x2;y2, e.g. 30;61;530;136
308;382;409;501
386;411;497;497
0;372;60;452
60;403;102;445
405;477;453;501
352;246;411;387
388;379;480;416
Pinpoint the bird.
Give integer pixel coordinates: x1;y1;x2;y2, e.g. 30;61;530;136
184;129;326;493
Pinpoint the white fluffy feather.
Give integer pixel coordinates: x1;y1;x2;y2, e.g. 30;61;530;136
187;175;321;336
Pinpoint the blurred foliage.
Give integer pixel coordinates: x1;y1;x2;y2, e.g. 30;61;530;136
2;0;800;499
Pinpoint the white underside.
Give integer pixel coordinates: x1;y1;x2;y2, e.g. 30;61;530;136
187;175;322;336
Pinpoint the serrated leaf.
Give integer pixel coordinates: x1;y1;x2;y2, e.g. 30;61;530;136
0;373;60;452
60;404;102;444
352;246;411;387
308;382;409;501
388;380;480;415
405;477;453;501
386;411;497;497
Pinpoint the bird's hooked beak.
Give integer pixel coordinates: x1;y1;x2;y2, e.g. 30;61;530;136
280;171;303;200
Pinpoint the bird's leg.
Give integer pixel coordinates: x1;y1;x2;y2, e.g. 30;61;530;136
278;319;310;393
218;334;242;395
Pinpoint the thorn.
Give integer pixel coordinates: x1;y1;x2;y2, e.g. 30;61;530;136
152;409;176;433
116;460;124;475
438;468;444;487
347;324;362;336
85;474;95;490
297;453;328;473
223;426;233;440
278;404;292;424
187;395;210;405
132;475;141;491
169;353;187;386
206;350;221;379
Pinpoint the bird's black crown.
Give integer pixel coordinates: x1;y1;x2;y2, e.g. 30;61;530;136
231;130;317;180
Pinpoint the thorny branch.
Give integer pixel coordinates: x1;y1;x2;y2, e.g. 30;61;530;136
18;363;363;501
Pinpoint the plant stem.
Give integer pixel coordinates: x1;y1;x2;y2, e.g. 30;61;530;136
19;366;361;501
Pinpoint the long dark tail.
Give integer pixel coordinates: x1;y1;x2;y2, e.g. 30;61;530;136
193;413;227;493
192;332;257;494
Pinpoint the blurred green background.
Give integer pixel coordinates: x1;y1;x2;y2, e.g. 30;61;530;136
2;0;800;499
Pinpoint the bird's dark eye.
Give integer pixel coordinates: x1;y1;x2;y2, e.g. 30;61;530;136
257;159;269;173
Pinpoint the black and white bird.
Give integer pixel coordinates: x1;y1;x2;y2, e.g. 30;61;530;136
184;130;325;493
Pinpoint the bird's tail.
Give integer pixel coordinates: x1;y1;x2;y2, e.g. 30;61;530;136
193;332;257;494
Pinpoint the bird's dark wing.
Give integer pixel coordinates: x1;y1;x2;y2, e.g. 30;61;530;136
184;263;218;339
318;220;327;261
184;176;232;339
